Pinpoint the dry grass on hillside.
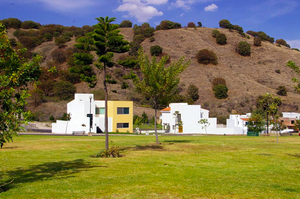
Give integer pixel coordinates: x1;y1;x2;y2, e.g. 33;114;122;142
10;27;300;121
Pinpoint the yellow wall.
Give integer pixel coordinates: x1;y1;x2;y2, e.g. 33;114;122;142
108;101;133;133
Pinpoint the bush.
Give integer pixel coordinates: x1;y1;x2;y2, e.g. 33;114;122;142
19;36;42;49
159;20;181;30
150;45;163;56
51;49;67;63
254;37;261;46
216;33;227;45
237;41;251;56
44;33;53;41
133;34;145;43
196;49;218;65
233;25;243;34
149;37;155;42
187;84;199;102
53;81;76;100
187;22;196;28
275;39;289;47
92;89;105;100
129;42;141;56
212;77;226;87
197;22;202;27
96;147;121;158
121;82;129;89
55;36;68;47
123;70;137;80
9;38;17;46
118;55;139;68
212;30;219;38
275;69;281;74
21;20;41;29
119;20;132;28
213;84;228;99
1;18;22;29
49;115;55;121
219;19;231;28
277;86;287;96
143;27;155;37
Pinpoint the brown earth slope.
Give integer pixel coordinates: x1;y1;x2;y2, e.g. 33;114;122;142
8;27;300;121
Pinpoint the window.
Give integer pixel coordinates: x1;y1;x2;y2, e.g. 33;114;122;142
117;123;129;128
117;107;129;114
95;107;105;115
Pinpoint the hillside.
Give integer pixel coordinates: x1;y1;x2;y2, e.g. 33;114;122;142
6;27;300;122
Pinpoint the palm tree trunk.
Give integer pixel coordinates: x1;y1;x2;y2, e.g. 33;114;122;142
103;64;109;150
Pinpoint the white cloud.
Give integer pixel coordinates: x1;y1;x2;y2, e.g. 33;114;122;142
287;40;300;49
180;13;185;17
116;0;167;22
204;3;218;12
172;0;195;11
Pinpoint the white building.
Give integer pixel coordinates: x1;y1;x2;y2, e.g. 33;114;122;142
52;93;133;134
160;103;250;135
282;112;300;119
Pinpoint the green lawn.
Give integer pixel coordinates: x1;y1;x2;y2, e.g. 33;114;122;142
1;135;300;198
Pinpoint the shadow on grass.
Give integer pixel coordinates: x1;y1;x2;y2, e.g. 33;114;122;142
163;140;192;143
0;159;102;193
287;153;300;158
122;144;165;151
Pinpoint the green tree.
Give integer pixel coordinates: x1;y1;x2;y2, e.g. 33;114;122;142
246;113;265;133
75;16;129;150
134;49;190;144
219;19;231;28
197;22;202;27
256;93;282;134
216;33;227;45
0;23;41;148
287;61;300;93
198;119;210;134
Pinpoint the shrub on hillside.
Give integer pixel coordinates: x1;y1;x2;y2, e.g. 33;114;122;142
55;36;68;47
44;33;53;41
219;19;231;28
233;25;243;34
53;81;76;100
196;49;218;65
212;77;226;87
133;34;145;43
143;27;155;37
187;22;196;28
9;38;17;46
51;49;67;63
159;20;181;30
275;39;289;47
119;20;133;28
150;45;163;56
216;33;227;45
213;84;228;99
149;37;155;42
1;18;22;29
21;20;41;29
118;55;139;68
212;30;219;38
19;36;42;49
277;86;287;96
254;37;261;46
187;84;199;102
129;42;141;56
237;41;251;56
197;22;202;27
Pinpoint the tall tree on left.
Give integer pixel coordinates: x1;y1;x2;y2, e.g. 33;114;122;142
75;17;129;150
0;23;41;148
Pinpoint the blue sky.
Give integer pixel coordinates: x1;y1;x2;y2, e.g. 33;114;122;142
1;0;300;48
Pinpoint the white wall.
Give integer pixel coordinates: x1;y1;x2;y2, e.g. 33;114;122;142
282;112;300;119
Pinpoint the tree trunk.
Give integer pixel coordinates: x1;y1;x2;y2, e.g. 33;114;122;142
103;64;109;150
266;112;269;134
154;108;160;144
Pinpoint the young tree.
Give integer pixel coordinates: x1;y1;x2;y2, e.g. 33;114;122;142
0;23;41;148
134;49;190;144
246;113;265;133
256;93;282;134
198;119;210;134
75;16;129;150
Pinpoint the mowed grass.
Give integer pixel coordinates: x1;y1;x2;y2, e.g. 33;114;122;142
1;135;300;198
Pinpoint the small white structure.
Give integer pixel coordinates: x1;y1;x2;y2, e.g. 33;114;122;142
52;93;133;134
160;103;250;135
282;112;300;119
